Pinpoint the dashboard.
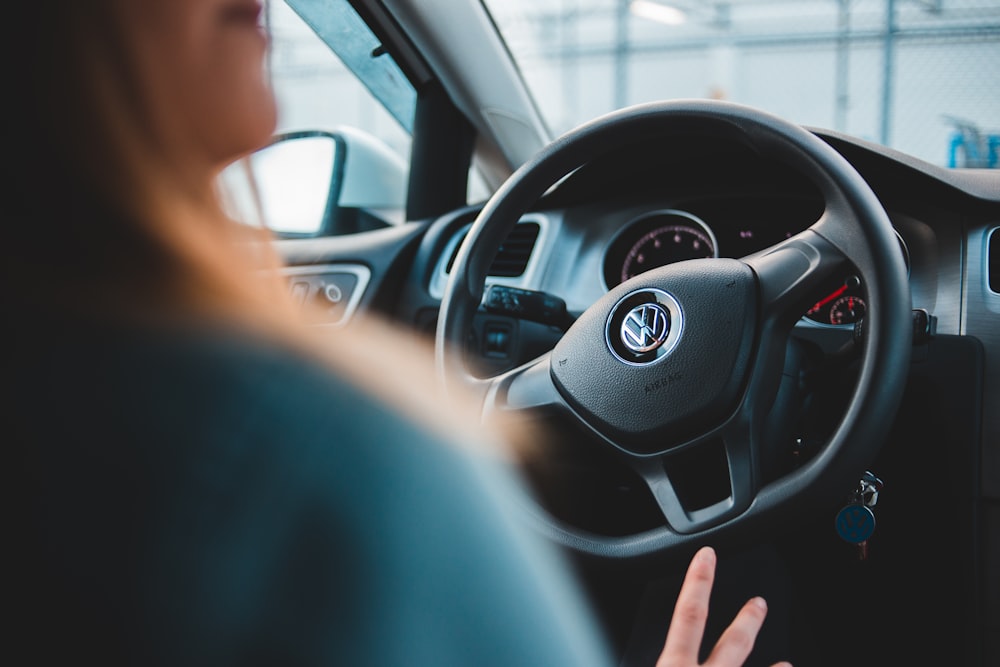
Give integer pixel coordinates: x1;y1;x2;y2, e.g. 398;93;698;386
412;130;968;371
280;130;994;373
275;126;999;487
425;191;904;351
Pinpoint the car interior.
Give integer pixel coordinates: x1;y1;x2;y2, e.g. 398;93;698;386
238;1;1000;664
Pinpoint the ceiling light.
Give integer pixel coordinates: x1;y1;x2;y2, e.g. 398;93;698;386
630;0;687;26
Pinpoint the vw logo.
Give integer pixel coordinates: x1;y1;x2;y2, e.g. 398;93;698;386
606;288;683;365
621;303;670;353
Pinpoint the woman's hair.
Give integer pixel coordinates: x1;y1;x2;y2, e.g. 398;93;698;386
2;1;531;456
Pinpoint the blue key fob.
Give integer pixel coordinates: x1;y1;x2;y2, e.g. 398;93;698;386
835;504;876;544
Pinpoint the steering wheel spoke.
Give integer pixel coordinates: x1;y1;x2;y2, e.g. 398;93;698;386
731;230;851;459
483;353;564;414
743;228;849;327
627;414;756;534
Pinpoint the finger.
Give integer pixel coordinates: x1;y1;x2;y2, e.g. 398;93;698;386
657;546;716;666
703;596;769;667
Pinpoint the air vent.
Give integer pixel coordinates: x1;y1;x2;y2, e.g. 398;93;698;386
989;228;999;294
446;222;541;277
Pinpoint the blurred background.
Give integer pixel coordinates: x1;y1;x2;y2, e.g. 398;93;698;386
268;0;1000;173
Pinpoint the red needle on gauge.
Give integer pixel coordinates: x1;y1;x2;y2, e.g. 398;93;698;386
808;283;848;314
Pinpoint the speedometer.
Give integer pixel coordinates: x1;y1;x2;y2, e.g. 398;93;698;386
802;230;907;326
605;210;718;287
829;295;866;325
805;275;866;325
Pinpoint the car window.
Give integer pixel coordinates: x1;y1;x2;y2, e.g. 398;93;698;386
222;0;416;236
270;0;414;146
482;0;1000;169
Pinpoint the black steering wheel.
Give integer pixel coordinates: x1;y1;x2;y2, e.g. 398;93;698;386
436;100;911;561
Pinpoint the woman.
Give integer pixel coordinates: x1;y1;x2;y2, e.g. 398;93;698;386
3;1;786;665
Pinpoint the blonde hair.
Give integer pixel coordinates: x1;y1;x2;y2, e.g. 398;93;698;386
3;0;530;459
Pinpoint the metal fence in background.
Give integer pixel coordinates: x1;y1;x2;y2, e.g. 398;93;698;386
493;0;1000;168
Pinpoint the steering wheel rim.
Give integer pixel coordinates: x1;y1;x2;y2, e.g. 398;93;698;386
436;99;911;561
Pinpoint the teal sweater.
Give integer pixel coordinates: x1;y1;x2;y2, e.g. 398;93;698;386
7;319;612;666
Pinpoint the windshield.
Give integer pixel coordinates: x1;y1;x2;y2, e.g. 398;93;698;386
482;0;1000;168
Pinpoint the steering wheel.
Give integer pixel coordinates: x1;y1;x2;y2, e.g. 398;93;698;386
436;100;911;561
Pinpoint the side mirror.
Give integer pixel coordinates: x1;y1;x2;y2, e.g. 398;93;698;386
221;129;407;237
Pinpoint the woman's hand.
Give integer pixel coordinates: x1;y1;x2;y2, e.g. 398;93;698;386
656;546;792;667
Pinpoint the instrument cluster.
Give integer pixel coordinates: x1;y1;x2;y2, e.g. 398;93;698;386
601;200;904;327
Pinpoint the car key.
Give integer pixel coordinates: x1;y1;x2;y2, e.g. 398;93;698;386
855;471;882;560
834;471;882;560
